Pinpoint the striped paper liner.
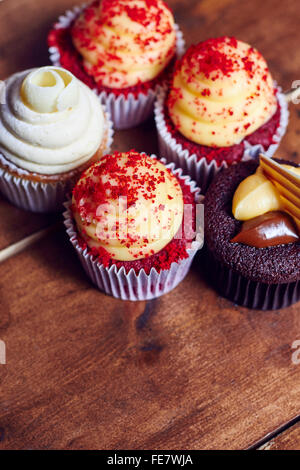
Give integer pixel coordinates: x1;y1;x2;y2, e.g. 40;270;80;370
204;248;300;310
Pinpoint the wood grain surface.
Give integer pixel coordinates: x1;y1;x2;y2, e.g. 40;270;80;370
0;0;300;451
259;422;300;450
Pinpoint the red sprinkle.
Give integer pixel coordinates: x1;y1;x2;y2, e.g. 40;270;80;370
100;0;171;32
201;88;211;96
175;36;261;80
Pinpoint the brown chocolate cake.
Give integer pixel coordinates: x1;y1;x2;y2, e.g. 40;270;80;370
204;159;300;310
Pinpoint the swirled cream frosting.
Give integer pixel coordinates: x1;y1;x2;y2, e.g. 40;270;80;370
0;66;105;175
71;0;176;89
72;151;184;261
167;37;277;147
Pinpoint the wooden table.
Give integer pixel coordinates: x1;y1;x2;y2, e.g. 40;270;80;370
0;0;299;451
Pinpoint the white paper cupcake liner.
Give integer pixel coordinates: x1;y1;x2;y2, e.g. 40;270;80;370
48;3;185;130
63;157;204;301
0;110;114;213
154;86;289;193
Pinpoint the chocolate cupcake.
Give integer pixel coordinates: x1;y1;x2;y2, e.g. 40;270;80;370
48;0;185;129
155;37;288;192
204;156;300;310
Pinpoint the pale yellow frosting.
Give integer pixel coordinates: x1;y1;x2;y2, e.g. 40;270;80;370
71;0;176;89
232;164;299;221
168;37;277;147
233;167;282;220
72;151;184;261
0;67;105;175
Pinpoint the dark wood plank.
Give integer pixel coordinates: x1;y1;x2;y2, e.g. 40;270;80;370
0;0;77;79
259;423;300;450
0;232;299;449
0;195;57;250
0;0;299;450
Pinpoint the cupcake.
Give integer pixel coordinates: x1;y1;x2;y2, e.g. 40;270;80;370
0;66;113;213
155;36;289;192
64;150;203;300
204;154;300;310
48;0;185;129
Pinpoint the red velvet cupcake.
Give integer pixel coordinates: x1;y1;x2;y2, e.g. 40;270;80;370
48;0;185;129
63;151;203;300
155;37;288;192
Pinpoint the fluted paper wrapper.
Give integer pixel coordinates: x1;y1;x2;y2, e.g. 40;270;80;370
0;111;114;213
49;4;186;129
63;159;203;301
204;248;300;310
154;86;289;193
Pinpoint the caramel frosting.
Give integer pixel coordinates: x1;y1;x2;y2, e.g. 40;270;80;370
0;67;105;175
72;151;184;261
232;166;282;221
71;0;176;89
260;154;300;232
232;155;300;247
231;211;299;248
167;36;277;147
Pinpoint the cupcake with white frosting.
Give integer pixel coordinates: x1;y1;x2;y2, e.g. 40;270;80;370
155;37;288;192
0;66;113;212
48;0;185;129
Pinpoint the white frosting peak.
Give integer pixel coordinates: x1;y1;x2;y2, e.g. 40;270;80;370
0;66;105;175
21;67;79;113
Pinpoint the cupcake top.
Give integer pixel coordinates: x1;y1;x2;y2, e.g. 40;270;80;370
71;0;176;89
205;159;300;284
72;151;184;261
232;154;300;246
0;66;105;175
167;36;277;147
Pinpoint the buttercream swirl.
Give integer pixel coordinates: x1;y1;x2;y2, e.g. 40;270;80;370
167;37;277;147
0;66;105;175
72;151;184;261
71;0;176;89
